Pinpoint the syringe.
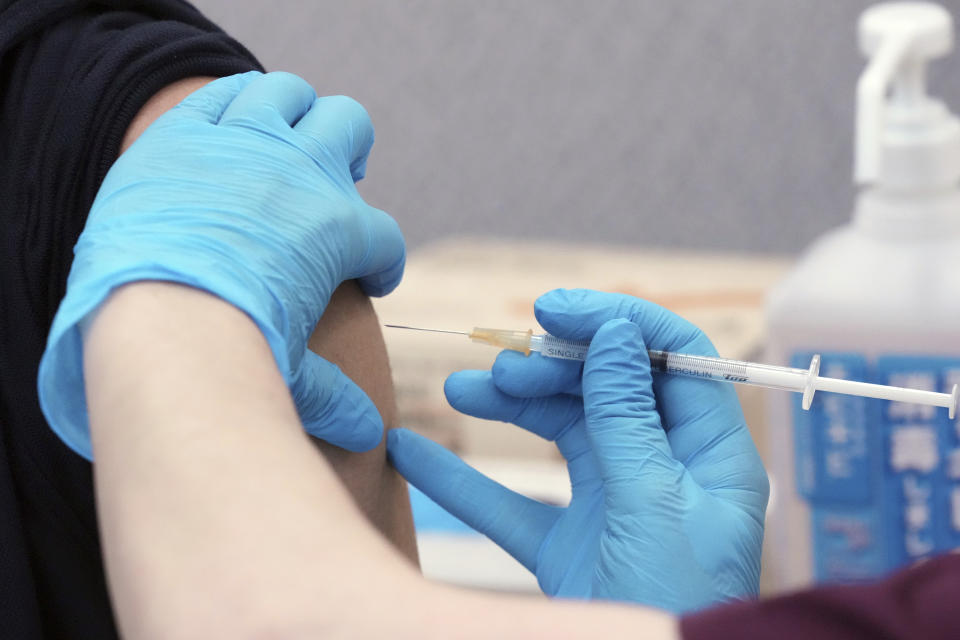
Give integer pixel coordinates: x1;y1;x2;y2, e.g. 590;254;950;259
385;324;959;419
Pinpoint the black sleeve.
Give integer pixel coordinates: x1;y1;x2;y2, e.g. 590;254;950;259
0;2;262;637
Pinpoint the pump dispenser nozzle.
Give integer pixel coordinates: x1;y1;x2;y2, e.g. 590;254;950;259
856;2;960;188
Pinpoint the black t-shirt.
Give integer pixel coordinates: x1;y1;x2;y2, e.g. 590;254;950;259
0;2;261;636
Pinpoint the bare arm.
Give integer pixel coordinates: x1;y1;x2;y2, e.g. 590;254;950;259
120;76;417;562
85;281;678;638
307;281;417;562
102;75;676;637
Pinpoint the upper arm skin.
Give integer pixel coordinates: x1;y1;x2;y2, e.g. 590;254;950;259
307;282;418;563
121;76;418;564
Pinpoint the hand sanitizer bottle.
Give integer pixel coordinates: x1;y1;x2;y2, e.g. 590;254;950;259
765;2;960;591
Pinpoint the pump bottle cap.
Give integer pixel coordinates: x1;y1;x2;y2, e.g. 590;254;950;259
856;2;960;189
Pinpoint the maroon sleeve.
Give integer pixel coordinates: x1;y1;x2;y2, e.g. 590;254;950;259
681;553;960;640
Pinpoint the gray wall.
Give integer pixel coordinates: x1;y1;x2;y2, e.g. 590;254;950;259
190;1;960;255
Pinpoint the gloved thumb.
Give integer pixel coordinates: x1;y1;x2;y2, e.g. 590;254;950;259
293;94;375;183
582;319;682;505
163;71;262;124
291;350;384;452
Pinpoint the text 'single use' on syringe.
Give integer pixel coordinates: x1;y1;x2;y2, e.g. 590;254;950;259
384;324;960;419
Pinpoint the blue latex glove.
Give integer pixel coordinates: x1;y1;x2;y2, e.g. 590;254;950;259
38;71;405;459
388;289;768;614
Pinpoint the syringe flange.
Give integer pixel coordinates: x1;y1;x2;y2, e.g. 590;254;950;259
801;354;821;411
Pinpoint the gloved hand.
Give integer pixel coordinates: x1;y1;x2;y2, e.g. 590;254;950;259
38;71;405;459
388;288;768;614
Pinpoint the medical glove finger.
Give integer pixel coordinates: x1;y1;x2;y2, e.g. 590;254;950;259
292;350;383;452
491;350;582;398
659;376;767;503
644;358;762;497
582;319;683;505
218;71;317;131
445;370;593;468
294;95;375;182
347;206;406;297
387;428;561;571
535;289;708;352
164;71;262;124
537;289;753;466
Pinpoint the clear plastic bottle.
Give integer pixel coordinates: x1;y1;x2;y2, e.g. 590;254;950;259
765;2;960;591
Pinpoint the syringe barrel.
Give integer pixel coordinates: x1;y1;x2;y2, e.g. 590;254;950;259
531;334;590;360
648;350;810;392
528;338;813;391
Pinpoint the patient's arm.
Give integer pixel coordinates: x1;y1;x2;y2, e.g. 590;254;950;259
120;76;417;563
307;282;417;562
96;76;677;638
85;281;679;638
